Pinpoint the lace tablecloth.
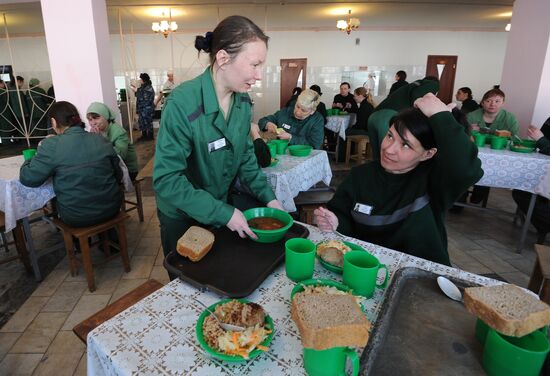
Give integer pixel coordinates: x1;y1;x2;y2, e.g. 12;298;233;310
325;115;351;141
0;155;55;232
477;146;550;199
87;224;497;376
262;150;332;212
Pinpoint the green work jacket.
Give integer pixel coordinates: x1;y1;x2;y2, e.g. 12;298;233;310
153;68;276;226
106;122;138;174
258;106;324;149
467;108;520;135
19;126;123;227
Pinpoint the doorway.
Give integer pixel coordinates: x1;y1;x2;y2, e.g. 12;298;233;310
426;55;457;104
280;58;307;108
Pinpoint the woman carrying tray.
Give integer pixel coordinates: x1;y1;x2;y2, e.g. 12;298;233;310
314;93;484;266
153;16;283;268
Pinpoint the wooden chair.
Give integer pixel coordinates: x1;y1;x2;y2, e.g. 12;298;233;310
294;187;336;225
52;212;131;292
122;178;144;222
73;279;163;344
0;212;32;273
345;134;370;167
528;244;550;304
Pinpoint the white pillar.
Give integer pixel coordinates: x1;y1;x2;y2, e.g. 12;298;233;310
500;0;550;135
40;0;117;126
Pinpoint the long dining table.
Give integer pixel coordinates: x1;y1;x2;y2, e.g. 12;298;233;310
86;224;498;376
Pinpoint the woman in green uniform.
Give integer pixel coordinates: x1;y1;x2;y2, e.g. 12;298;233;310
153;16;282;261
466;88;519;135
314;94;483;266
86;101;139;180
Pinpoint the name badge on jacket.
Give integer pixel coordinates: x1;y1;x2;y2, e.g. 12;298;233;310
282;123;291;130
354;203;373;215
208;138;226;153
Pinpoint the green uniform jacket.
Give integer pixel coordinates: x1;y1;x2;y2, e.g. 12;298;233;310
328;112;484;265
19;126;123;227
467;108;519;135
258;106;324;149
153;68;276;226
106;122;138;174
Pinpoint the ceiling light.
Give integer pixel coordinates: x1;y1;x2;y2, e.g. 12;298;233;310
336;10;360;35
152;10;177;38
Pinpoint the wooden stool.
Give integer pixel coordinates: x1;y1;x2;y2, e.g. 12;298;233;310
122;179;144;222
53;212;131;292
73;279;163;343
0;212;32;273
528;244;550;304
345;135;370;167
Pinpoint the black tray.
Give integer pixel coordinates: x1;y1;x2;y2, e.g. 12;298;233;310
361;267;484;376
164;223;309;298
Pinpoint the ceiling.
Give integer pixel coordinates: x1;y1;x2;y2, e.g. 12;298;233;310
0;0;515;37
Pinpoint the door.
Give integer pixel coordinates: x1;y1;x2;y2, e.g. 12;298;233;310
426;55;458;104
280;58;307;108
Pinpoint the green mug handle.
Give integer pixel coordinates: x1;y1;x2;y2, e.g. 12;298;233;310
376;264;389;289
344;347;360;376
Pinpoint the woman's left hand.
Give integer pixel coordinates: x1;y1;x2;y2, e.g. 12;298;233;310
267;200;284;211
414;93;456;117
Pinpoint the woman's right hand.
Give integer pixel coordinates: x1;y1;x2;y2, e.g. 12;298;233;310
266;122;278;134
227;208;257;239
313;207;339;232
528;125;544;141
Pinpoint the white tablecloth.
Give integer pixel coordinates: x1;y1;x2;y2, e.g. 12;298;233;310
325;115;351;141
262;150;332;212
0;155;55;232
477;146;550;199
87;224;497;376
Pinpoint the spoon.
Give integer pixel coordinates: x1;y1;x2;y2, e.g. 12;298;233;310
437;276;463;302
513;134;523;144
193;298;246;332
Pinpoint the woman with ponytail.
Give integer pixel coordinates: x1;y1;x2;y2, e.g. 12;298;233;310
20;101;123;227
153;16;283;269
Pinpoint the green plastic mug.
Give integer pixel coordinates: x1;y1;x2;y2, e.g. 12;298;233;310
476;318;549;344
490;136;508;150
285;238;316;282
343;251;389;298
303;347;359;376
267;142;277;158
22;148;36;161
482;328;550;376
272;139;289;155
473;133;487;147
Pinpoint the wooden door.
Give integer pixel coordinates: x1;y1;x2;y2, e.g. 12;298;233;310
280;58;307;108
426;55;458;104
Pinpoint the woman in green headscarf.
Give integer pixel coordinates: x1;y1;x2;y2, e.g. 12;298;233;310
87;102;139;180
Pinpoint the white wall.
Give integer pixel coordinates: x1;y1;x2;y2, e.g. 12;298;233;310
1;29;508;121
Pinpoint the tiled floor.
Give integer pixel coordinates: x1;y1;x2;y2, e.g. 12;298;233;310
0;144;546;375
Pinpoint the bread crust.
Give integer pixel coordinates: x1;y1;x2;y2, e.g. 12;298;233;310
176;226;214;262
464;284;550;337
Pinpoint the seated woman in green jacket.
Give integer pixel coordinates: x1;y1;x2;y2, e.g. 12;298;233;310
86;102;139;180
467;88;519;135
259;89;324;149
314;94;483;266
20;101;122;227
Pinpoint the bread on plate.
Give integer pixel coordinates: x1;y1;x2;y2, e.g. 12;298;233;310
176;226;215;262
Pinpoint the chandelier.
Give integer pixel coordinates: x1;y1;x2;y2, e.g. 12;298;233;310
336;10;360;35
152;11;178;38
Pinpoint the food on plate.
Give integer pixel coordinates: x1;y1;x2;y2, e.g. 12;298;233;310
513;145;532;150
316;240;352;267
291;292;371;350
495;130;511;138
464;284;550;337
202;300;271;358
300;284;351;296
248;217;285;230
176;226;215;262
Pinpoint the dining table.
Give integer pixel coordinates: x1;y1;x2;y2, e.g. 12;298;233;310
474;145;550;252
324;114;356;163
86;223;498;376
261;149;332;212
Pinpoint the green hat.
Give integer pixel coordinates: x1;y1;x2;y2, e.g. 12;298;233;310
375;79;440;112
86;102;116;122
29;78;40;87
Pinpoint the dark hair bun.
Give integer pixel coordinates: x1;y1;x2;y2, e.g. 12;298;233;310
195;31;213;53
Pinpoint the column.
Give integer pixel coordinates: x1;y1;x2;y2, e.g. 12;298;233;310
500;0;550;134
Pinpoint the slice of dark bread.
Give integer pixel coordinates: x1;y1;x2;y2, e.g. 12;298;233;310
291;292;370;350
464;284;550;337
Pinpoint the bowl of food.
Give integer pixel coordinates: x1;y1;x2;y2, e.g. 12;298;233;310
288;145;313;157
243;207;294;243
196;299;274;362
510;144;535;153
290;278;351;300
316;240;365;274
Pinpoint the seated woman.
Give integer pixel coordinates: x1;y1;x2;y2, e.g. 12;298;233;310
259;89;324;149
86;102;139;180
20;101;123;228
467;88;519;135
455;87;479;114
347;87;375;136
314;94;483;266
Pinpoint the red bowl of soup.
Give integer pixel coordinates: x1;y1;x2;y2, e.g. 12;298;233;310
243;207;294;243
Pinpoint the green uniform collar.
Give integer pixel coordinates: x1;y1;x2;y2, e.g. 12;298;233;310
63;125;85;135
201;67;243;116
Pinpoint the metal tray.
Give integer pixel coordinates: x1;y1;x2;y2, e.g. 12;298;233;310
361;267;484;376
164;223;309;298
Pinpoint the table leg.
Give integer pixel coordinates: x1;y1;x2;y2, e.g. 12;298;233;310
21;217;42;281
516;193;537;254
335;137;341;163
